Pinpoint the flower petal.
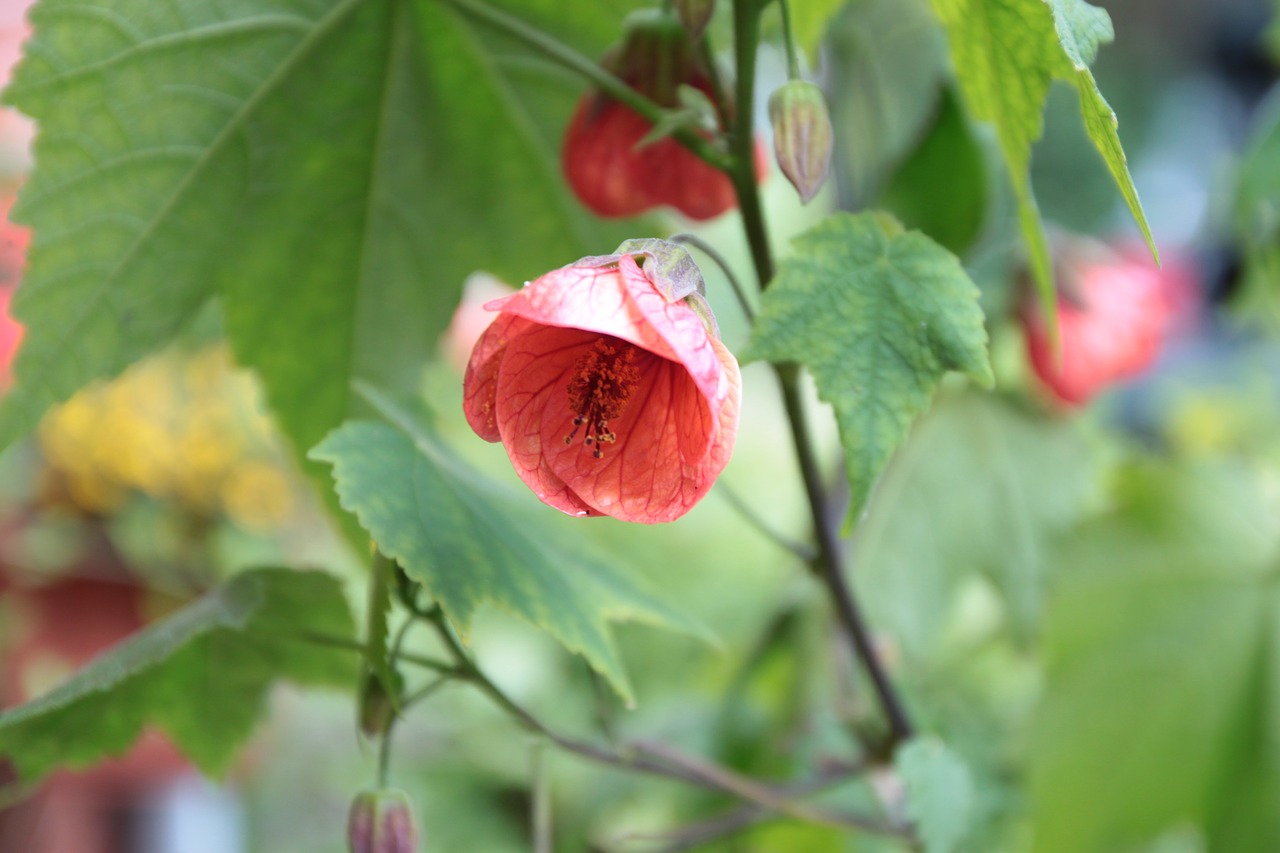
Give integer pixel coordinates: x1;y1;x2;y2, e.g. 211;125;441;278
491;323;603;517
497;256;728;463
462;310;528;442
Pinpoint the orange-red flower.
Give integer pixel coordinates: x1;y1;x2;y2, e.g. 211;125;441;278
1023;244;1191;406
463;242;740;523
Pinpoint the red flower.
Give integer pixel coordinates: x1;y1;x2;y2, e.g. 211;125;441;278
561;10;763;221
564;80;762;221
463;242;741;523
1023;245;1191;406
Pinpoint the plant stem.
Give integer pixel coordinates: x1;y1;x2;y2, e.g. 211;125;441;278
729;0;774;285
727;0;914;749
417;609;897;835
714;479;815;561
777;0;802;80
776;366;914;747
289;631;457;676
437;0;729;170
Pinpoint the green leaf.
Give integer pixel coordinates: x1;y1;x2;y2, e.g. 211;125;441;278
857;391;1103;660
790;0;854;61
1047;0;1157;265
928;0;1155;311
308;388;709;705
896;736;976;853
0;0;634;473
1031;461;1280;851
874;88;988;255
744;211;992;519
826;0;949;205
0;568;356;785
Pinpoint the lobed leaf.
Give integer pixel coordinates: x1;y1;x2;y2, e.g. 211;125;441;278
744;211;992;520
0;568;356;786
309;387;709;706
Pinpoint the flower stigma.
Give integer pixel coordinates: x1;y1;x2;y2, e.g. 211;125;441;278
565;337;642;458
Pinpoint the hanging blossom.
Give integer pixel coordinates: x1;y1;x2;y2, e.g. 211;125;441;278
561;9;764;221
1023;240;1195;407
463;240;741;523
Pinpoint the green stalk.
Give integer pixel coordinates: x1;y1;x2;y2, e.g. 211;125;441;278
728;0;914;749
777;0;802;80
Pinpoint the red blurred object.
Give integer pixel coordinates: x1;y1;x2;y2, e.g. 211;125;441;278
561;9;763;221
0;195;27;385
1023;243;1195;407
0;553;189;852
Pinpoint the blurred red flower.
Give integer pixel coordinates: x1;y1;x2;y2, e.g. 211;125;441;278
463;248;740;523
1023;245;1193;406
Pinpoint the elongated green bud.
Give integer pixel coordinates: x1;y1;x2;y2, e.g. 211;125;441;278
676;0;715;40
348;789;419;853
768;80;833;203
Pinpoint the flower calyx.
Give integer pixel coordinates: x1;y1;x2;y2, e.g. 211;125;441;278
768;80;834;203
347;789;419;853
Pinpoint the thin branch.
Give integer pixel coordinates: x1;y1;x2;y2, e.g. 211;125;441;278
630;741;897;834
417;610;900;836
289;631;458;677
714;479;815;561
615;761;897;851
776;366;914;747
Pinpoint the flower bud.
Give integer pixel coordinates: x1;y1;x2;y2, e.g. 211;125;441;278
676;0;715;41
768;80;834;203
348;789;419;853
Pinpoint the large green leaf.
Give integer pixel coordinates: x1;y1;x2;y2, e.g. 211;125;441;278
0;0;635;472
928;0;1155;309
857;391;1103;661
744;211;992;519
0;568;356;785
1030;461;1280;852
309;388;708;705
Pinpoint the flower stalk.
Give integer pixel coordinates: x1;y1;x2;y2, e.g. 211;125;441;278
728;0;914;749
